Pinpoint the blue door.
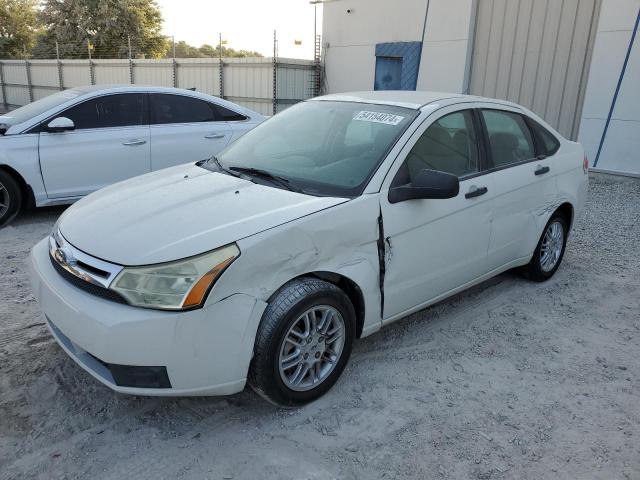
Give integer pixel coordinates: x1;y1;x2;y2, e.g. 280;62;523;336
374;56;403;90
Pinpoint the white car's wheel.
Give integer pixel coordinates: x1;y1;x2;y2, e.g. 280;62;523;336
0;170;22;228
248;277;355;406
525;212;569;281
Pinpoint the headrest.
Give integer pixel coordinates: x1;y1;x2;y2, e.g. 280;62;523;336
422;124;453;156
489;132;519;150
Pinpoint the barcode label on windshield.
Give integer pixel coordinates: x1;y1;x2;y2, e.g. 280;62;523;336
353;111;404;125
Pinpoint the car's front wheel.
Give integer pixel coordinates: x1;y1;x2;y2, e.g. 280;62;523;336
249;277;355;406
0;170;22;228
525;212;569;281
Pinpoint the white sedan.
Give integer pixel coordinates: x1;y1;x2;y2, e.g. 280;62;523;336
30;91;588;406
0;85;265;226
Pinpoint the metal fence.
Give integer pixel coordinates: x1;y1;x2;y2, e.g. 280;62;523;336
0;56;318;116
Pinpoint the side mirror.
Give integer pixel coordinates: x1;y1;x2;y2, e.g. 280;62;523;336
388;169;460;203
45;117;75;132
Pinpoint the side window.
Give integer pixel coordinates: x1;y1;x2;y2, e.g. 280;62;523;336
528;119;560;156
214;104;247;121
150;94;217;124
481;109;535;167
401;110;480;182
60;94;146;130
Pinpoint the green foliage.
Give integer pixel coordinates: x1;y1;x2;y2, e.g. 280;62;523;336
1;0;264;60
168;41;262;59
37;0;169;58
0;0;40;58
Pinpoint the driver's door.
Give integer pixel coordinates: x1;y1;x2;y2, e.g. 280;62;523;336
39;93;150;199
380;107;495;321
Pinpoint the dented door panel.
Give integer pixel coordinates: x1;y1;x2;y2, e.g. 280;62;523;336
379;175;495;321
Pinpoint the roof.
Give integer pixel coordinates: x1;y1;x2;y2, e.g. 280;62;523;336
312;91;468;109
72;84;192;94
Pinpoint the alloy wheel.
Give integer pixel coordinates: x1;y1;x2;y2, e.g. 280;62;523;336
540;220;564;272
0;181;10;219
278;305;346;392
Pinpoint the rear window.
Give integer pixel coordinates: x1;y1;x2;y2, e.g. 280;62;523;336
528;120;560;156
215;104;247;121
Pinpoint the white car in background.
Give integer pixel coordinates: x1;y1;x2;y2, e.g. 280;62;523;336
0;85;265;226
31;91;588;406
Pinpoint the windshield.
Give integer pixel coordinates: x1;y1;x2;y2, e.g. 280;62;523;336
213;100;417;197
0;89;82;130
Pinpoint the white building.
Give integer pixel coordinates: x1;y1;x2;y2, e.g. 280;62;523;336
321;0;640;176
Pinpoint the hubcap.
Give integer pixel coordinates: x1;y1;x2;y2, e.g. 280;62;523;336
278;305;345;392
540;221;564;272
0;181;9;218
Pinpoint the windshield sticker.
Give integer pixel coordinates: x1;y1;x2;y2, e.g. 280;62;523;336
353;111;405;125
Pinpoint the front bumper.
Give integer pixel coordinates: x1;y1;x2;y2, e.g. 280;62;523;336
30;238;267;396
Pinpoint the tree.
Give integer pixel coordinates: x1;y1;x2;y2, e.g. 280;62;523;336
38;0;169;59
0;0;40;58
172;40;203;58
167;42;263;59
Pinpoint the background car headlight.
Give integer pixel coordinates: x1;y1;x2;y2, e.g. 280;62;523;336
110;244;239;310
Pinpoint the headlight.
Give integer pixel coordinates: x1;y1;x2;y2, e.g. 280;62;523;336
110;244;239;310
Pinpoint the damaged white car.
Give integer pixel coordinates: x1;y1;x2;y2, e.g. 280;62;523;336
30;91;588;406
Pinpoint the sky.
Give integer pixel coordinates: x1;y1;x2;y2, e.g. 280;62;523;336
155;0;323;59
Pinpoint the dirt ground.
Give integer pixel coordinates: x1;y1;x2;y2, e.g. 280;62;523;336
0;173;638;480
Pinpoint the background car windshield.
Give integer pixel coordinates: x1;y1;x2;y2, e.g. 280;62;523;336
0;90;81;128
217;101;417;197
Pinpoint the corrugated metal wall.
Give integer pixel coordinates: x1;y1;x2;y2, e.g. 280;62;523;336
0;57;316;116
468;0;601;139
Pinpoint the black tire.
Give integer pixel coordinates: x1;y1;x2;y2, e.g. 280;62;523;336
248;277;356;407
0;170;22;228
524;211;569;282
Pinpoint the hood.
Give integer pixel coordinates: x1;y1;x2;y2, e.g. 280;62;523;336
59;163;347;265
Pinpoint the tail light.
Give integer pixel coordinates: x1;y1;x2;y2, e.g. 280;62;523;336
583;155;589;174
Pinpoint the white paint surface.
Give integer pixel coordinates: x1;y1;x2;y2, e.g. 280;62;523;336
31;93;588;396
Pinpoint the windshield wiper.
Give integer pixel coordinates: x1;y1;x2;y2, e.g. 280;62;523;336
229;166;304;193
198;156;241;178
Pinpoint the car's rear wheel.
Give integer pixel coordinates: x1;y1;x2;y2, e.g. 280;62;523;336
525;212;568;281
248;277;355;407
0;170;22;228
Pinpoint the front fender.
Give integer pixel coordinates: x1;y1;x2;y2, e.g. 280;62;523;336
0;133;46;205
208;195;383;337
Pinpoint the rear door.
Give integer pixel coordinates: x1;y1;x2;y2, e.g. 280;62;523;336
479;107;558;270
149;93;232;171
380;106;495;320
39;93;150;198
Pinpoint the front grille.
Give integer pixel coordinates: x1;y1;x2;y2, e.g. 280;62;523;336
50;254;128;305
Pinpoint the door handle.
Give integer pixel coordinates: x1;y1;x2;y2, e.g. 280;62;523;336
465;186;488;199
122;139;147;146
204;133;225;139
535;165;550;176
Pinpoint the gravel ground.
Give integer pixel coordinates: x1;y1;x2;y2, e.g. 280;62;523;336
0;173;638;480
